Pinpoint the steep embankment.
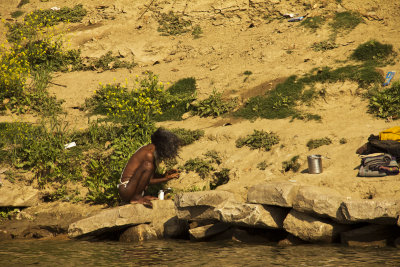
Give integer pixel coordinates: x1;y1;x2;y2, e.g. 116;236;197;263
1;0;400;238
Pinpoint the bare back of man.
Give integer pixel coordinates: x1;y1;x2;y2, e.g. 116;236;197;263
118;144;157;206
118;143;180;207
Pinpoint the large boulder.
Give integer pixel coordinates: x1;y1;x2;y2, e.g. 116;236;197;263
340;199;400;224
0;181;40;207
175;191;237;221
0;202;103;240
189;222;231;240
119;224;158;242
247;182;299;207
215;200;289;229
283;209;351;243
341;224;400;247
68;200;180;238
292;186;347;222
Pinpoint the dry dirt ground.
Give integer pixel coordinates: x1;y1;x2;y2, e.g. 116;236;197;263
1;0;400;202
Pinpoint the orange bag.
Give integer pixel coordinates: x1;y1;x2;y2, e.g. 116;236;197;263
379;126;400;142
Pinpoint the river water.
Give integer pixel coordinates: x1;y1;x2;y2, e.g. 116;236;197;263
1;239;400;267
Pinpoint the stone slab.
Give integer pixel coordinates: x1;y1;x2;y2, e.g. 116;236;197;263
247;182;299;207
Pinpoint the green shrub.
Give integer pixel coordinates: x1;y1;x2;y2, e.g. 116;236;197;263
351;40;395;64
210;168;230;190
91;51;136;71
311;40;338;51
339;138;347;144
192;25;203;39
191;90;237;118
282;155;300;173
0;208;20;220
307;137;332;150
169;128;204;146
235;76;302;119
368;81;400;118
181;157;215;178
154;77;197;121
257;160;268;170
204;150;222;165
330;11;363;32
158;11;191;36
236;130;280;151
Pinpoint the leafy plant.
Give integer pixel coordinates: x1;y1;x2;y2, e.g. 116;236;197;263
91;51;136;71
307;137;332;150
154;77;197;121
311;40;338;52
0;208;20;220
204;150;222;165
192;25;203;39
181;157;215;178
257;161;268;170
339;138;347;144
191;90;237;118
368;81;400;119
236;130;280;151
210;168;230;190
282;155;300;173
157;11;191;36
17;0;30;8
170;128;204;146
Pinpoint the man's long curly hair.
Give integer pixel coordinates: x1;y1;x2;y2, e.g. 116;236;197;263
151;128;181;160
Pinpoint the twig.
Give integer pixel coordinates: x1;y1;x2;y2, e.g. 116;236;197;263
138;0;156;21
49;81;67;88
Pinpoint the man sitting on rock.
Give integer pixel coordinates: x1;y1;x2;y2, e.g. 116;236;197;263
118;128;181;207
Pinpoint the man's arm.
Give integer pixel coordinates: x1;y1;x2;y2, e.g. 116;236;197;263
149;170;179;184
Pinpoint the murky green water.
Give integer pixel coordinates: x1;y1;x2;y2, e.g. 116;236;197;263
1;239;400;267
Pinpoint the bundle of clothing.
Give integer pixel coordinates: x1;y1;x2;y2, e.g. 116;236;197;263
356;126;400;177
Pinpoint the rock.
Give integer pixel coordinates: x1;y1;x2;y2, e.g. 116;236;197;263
283;209;351;243
215;200;289;229
292;186;347;222
341;224;399;247
340;199;400;224
0;230;12;240
176;205;220;221
68;200;178;238
175;191;237;208
247;182;299;207
395;237;400;248
277;233;305;246
175;191;237;221
189;222;231;240
0;202;103;239
0;182;40;207
231;227;286;243
119;224;158;242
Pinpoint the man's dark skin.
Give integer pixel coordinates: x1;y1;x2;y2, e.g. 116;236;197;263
118;143;179;207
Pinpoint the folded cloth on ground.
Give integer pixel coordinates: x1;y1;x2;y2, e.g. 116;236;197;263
358;153;398;177
358;165;387;177
361;153;392;171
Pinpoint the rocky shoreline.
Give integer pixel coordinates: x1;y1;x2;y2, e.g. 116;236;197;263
2;182;400;247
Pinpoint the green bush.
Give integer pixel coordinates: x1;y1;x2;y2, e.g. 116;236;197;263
282;155;300;173
210;168;230;190
236;130;280;151
154;77;197;121
307;137;332;150
170;128;204;146
91;51;136;71
191;90;237;118
157;11;191;36
181;157;215;178
368;81;400;119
